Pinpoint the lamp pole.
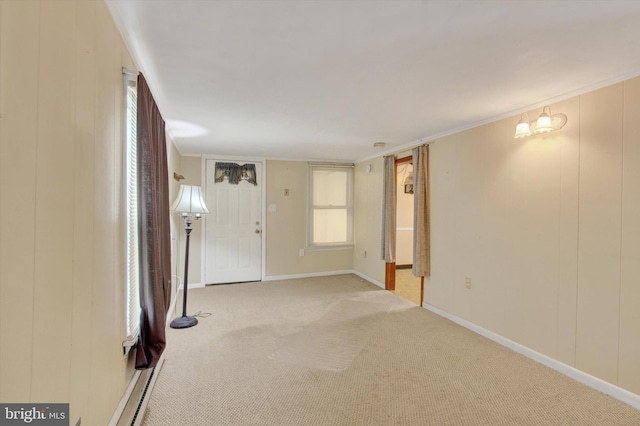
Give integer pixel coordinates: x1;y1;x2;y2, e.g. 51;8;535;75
169;185;208;329
170;213;199;329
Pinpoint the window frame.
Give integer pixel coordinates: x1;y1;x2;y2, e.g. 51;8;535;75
122;71;139;353
307;163;355;250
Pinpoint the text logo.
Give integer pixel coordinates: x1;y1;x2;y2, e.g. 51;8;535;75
0;404;68;425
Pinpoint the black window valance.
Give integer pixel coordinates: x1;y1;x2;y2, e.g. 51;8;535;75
214;162;258;185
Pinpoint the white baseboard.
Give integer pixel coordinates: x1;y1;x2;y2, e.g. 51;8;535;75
351;270;385;288
423;303;640;410
166;293;179;329
264;269;385;289
169;284;204;324
264;270;355;281
108;369;141;426
187;282;205;289
263;269;385;290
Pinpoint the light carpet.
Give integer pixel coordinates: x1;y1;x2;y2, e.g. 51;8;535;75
142;274;640;425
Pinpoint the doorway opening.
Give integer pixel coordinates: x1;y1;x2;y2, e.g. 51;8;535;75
386;155;423;305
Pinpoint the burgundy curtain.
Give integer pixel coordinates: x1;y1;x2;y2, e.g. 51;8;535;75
136;74;172;369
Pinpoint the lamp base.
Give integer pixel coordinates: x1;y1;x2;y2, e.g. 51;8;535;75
170;315;198;329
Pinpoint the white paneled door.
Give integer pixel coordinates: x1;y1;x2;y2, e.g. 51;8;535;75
204;159;262;284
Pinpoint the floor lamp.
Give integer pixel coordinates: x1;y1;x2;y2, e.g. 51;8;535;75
170;185;209;329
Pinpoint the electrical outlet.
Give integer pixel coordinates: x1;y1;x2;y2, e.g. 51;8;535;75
465;277;472;289
299;249;305;257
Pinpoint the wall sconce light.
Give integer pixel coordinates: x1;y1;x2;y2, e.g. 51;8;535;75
514;105;567;139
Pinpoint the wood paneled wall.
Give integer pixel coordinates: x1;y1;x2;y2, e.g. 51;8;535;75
427;78;640;395
0;1;138;423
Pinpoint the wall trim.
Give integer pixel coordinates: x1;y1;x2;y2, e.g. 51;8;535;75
108;369;141;426
264;270;355;281
169;283;202;326
356;69;640;164
187;282;205;289
423;303;640;410
351;270;385;289
166;291;179;329
264;269;385;289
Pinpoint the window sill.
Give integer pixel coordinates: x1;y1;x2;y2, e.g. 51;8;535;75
122;334;138;355
305;244;354;252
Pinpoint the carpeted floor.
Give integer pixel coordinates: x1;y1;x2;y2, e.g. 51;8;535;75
142;274;640;425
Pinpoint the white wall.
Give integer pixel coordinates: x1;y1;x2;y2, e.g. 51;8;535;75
396;162;414;266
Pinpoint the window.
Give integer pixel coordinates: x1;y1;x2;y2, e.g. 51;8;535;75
308;163;354;248
123;72;139;351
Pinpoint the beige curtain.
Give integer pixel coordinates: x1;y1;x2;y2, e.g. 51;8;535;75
412;145;430;277
381;155;396;262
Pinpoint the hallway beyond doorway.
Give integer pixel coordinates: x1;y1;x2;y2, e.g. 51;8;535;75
392;268;421;305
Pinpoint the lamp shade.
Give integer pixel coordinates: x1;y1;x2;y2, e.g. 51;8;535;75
534;106;553;134
514;113;531;138
171;185;209;214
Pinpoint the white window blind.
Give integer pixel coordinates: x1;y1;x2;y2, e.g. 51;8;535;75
124;74;140;350
308;163;354;248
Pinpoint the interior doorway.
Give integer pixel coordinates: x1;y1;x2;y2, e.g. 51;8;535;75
390;156;423;305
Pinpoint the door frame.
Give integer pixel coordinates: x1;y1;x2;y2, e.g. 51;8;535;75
201;155;267;285
385;155;424;305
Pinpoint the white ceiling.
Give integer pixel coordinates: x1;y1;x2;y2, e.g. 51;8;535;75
106;0;640;162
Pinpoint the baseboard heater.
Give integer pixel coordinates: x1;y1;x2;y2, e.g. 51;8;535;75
115;358;164;426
